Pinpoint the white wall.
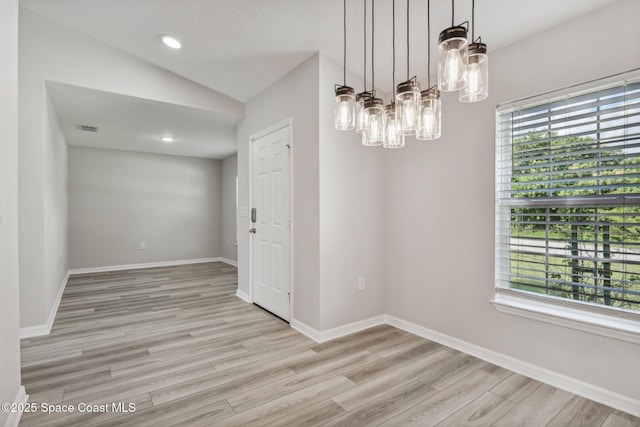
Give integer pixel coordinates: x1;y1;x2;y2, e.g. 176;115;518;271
237;54;321;329
18;9;46;328
18;8;243;328
44;90;68;317
69;146;222;269
237;53;388;331
318;55;386;330
221;154;238;262
15;0;638;412
0;0;23;424
385;0;640;402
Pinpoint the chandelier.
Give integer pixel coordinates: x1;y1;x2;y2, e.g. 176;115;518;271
334;0;488;145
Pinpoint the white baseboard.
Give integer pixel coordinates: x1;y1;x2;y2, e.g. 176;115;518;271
220;258;238;267
4;386;28;427
291;315;386;344
68;257;221;275
20;271;69;339
235;289;251;303
290;319;322;342
385;315;640;418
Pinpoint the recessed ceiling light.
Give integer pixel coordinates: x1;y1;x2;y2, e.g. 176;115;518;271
161;136;174;143
161;36;182;49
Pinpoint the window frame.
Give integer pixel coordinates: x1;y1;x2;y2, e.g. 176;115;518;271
493;70;640;344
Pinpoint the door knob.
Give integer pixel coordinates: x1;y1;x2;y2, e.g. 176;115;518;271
249;228;256;234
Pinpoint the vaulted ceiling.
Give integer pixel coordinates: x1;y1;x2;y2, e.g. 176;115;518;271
21;0;620;158
22;0;619;103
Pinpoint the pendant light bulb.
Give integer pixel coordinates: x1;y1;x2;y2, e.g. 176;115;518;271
355;92;372;133
438;26;468;92
395;80;421;135
334;86;356;130
383;103;405;149
362;97;384;146
417;88;441;140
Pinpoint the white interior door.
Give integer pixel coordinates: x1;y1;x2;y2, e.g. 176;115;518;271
251;125;290;321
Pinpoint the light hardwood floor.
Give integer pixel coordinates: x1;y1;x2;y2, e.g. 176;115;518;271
19;262;639;426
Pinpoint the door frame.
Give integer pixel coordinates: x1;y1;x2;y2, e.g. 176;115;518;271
248;117;293;321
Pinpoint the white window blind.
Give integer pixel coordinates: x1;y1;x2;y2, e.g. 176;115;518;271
496;77;640;313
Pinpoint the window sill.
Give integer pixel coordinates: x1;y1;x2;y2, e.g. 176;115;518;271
491;292;640;344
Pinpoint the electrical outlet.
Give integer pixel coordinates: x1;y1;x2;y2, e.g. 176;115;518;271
358;277;365;291
139;242;146;250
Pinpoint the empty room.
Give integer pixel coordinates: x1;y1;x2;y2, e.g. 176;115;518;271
1;0;639;426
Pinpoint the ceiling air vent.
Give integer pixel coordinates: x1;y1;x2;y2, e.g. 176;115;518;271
77;125;98;132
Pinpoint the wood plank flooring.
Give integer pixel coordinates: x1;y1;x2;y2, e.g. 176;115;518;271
19;262;639;426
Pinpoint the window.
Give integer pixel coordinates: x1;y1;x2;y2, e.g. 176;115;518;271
495;73;640;339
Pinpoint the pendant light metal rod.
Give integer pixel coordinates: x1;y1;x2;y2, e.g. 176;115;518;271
343;0;347;86
371;0;375;90
406;0;410;80
471;0;475;41
363;0;367;91
451;0;455;27
427;0;431;88
392;0;396;96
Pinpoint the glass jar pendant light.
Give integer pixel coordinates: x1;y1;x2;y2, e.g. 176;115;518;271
355;0;371;134
438;0;468;92
459;0;488;103
395;0;420;136
459;42;487;102
333;0;484;142
417;88;441;140
334;86;356;130
396;79;421;135
355;91;372;133
334;0;355;130
382;0;404;149
363;0;384;146
383;102;404;148
417;0;441;140
438;26;468;91
363;96;384;146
